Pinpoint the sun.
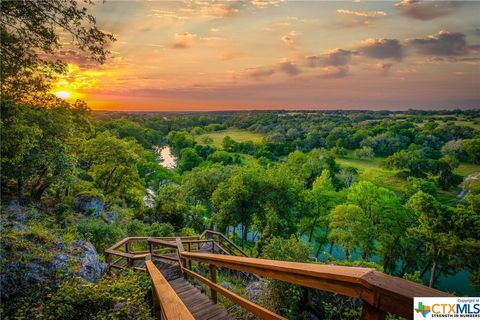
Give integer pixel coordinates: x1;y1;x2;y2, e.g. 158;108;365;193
54;91;71;100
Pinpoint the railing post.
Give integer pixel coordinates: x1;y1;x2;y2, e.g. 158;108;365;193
360;301;386;320
105;252;111;272
211;240;215;253
187;242;192;269
210;264;218;303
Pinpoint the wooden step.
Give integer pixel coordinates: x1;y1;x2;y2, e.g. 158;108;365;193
155;259;235;320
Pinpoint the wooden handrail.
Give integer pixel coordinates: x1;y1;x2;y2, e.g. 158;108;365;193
145;259;194;320
181;252;453;320
147;238;177;248
183;268;286;320
105;236;199;252
108;232;454;320
201;230;249;257
104;249;135;259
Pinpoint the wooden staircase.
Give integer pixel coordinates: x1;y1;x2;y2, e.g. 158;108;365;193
152;258;232;320
105;230;453;320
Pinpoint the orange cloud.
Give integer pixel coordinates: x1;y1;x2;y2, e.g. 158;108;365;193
172;32;197;48
336;9;387;27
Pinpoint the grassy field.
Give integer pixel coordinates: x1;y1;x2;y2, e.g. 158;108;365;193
196;129;266;147
336;153;480;205
455;163;480;177
336;155;407;194
435;119;480;130
336;157;383;170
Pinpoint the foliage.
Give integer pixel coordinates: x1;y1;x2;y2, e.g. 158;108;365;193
329;181;409;272
0;0;114;103
124;219;174;237
167;131;195;152
178;147;203;172
80;132;147;207
405;177;437;197
261;236;311;319
98;119;163;148
212;165;264;244
461;138;480;164
207;150;240;165
3;107;480;318
23;271;153;320
76;218;123;252
147;184;187;230
354;146;375;160
1;101;90;201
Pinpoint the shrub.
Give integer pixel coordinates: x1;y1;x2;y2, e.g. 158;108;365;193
353;146;374;160
180;227;197;236
148;222;174;237
125;219;148;236
22;271;154;320
261;236;311;319
76;218;123;252
405;177;437;197
207;150;238;165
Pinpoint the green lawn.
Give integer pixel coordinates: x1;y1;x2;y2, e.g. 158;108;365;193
455;163;480;177
196;129;266;147
336;155;480;205
336;155;406;194
359;168;406;194
336;157;383;170
435;119;480;130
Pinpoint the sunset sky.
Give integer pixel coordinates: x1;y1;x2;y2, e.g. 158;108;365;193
53;0;480;111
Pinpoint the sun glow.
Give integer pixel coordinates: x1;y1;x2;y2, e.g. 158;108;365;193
54;91;71;99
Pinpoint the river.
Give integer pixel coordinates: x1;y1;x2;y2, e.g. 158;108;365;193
143;146;177;208
153;145;177;169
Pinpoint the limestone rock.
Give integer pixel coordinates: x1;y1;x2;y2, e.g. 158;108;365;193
74;194;104;216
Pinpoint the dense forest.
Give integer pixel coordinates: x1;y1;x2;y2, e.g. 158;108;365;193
1;1;479;319
2;104;480;318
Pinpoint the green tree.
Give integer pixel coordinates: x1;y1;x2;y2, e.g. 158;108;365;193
461;138;480;164
1;0;114;103
353;146;374;160
207;150;237;165
1;101;90;201
346;181;406;266
284;149;338;188
262;236;311;319
405;177;437;197
148;184;187;230
182;165;235;208
167;131;195;152
328;181;407;270
222;136;238;152
253;165;303;254
76;218;123;252
212;166;263;246
406;192;453;287
178;147;203;172
81;132;147;206
300;170;341;256
328;204;365;260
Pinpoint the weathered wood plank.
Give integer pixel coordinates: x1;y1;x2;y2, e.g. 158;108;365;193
145;260;195;320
